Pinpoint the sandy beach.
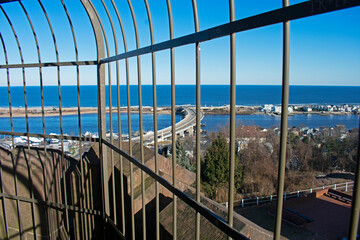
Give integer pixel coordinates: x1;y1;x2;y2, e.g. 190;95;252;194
0;106;172;118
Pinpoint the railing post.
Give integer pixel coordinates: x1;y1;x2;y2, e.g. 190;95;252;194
348;127;360;240
81;0;109;229
274;1;290;239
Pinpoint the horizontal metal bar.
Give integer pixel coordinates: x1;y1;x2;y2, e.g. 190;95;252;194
0;60;98;69
0;131;99;142
0;192;101;216
0;0;20;3
100;0;360;64
0;0;19;4
105;215;126;240
102;139;249;240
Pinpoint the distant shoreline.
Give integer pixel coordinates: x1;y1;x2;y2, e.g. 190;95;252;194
0;106;171;118
0;105;357;118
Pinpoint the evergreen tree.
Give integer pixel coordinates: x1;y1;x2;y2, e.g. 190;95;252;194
201;132;243;193
170;140;194;172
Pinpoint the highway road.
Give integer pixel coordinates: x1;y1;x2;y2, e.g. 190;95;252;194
132;107;204;143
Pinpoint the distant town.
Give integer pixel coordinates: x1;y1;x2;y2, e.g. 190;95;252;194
202;103;360;115
259;103;360;115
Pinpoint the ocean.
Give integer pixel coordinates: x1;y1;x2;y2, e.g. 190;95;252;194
0;85;359;135
1;85;360;107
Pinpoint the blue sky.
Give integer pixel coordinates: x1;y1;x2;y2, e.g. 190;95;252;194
0;0;359;86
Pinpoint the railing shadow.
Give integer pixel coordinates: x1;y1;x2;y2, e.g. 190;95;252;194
0;145;103;239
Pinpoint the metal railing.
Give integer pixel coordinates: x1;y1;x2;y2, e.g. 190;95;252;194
0;0;359;239
223;181;354;208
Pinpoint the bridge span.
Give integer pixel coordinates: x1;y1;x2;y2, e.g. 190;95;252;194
132;107;204;144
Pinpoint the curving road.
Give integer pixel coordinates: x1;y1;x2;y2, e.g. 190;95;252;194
132;107;204;143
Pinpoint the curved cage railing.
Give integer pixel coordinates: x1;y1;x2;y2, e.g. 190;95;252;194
0;0;359;239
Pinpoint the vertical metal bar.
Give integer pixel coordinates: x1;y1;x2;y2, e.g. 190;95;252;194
165;1;177;238
109;0;127;234
109;1;134;236
100;0;118;226
126;1;146;239
19;1;47;155
191;0;201;239
107;49;114;229
19;1;47;157
40;7;70;233
0;32;14;152
59;0;88;237
0;7;24;238
274;1;290;239
348;125;360;240
18;3;38;238
85;160;93;239
0;137;9;239
0;32;10;240
143;1;159;239
81;0;108;235
228;1;236;239
89;1;113;229
37;2;60;237
127;57;135;240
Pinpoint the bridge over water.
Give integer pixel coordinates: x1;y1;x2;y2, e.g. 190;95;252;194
132;107;204;143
